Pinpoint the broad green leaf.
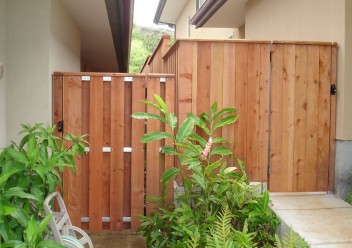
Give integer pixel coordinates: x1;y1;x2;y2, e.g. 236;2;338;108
140;131;173;143
27;136;37;154
262;190;269;211
161;146;178;155
213;107;236;120
160;168;180;183
6;148;27;164
10;209;28;227
212;137;227;144
176;118;194;143
167;113;177;130
204;160;222;176
2;240;26;248
210;102;218;117
153;95;167;112
131;112;166;123
213;115;238;130
201;112;210;122
3;187;38;201
189;134;207;147
37;240;64;248
37;213;53;235
25;217;37;243
210;146;233;156
191;174;206;190
0;222;9;241
32;165;46;181
2;205;18;215
0;162;24;187
142;100;164;113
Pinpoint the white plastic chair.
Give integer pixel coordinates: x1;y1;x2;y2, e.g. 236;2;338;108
44;192;94;248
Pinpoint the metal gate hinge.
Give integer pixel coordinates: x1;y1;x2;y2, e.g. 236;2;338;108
331;84;337;95
57;121;63;132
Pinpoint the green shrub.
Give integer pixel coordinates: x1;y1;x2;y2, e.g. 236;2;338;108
0;124;87;246
132;95;280;247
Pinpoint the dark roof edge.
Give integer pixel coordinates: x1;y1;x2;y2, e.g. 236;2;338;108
190;0;227;28
153;0;167;24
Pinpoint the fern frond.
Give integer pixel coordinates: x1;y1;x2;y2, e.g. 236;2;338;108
206;207;234;247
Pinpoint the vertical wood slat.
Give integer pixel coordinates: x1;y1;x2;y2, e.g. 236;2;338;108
281;45;295;191
89;76;104;231
305;45;319;191
131;76;147;231
196;42;211;118
63;76;83;227
329;46;337;192
317;46;331;191
164;77;176;206
146;76;161;216
246;44;260;180
269;45;284;191
110;76;125;230
234;43;248;167
293;45;308;191
258;44;270;182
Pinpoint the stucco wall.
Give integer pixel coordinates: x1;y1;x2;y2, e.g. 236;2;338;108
245;0;349;140
5;0;80;145
176;0;240;39
0;0;7;149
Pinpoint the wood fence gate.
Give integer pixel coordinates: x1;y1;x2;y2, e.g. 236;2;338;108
53;72;175;231
144;39;337;193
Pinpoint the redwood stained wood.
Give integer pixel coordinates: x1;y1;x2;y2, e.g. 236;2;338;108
88;76;104;230
196;42;211;117
110;76;125;230
146;77;161;216
124;81;132;229
63;76;83;227
269;45;284;191
164;77;176;206
293;45;308;192
281;45;295;191
246;44;260;180
222;43;236;167
102;82;111;227
317;46;331;191
81;81;90;229
305;45;319;191
258;44;270;182
234;43;248;167
329;46;337;192
177;41;193;122
210;42;224;140
131;76;146;231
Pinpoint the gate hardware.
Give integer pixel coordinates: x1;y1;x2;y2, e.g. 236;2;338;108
124;76;133;82
57;121;63;132
84;147;132;153
103;76;111;82
81;216;131;223
81;76;90;81
331;84;337;95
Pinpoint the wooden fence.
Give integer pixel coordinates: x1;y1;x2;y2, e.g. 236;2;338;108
142;38;337;193
53;72;175;231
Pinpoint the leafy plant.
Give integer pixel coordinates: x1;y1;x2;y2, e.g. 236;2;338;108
132;95;280;247
275;228;310;248
0;124;87;245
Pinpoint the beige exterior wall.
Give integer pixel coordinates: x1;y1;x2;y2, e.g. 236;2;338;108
176;0;240;39
5;0;80;145
245;0;351;140
0;0;7;148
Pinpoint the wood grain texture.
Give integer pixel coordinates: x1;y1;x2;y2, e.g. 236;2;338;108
131;76;147;231
88;76;104;230
110;76;125;230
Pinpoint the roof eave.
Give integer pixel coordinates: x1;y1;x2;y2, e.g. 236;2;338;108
190;0;227;28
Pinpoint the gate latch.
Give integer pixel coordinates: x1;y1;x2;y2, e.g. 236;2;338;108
57;121;64;132
331;84;337;95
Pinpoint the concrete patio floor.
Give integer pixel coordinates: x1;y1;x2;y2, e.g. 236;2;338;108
270;192;352;247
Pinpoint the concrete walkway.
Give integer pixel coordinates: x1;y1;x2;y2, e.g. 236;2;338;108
270;192;352;247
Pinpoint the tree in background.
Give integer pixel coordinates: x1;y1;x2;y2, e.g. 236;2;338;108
129;25;173;73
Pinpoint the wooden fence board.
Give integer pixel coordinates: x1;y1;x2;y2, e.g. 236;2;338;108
305;45;319;191
63;76;83;227
258;44;270;182
317;46;331;191
110;76;125;230
281;45;295;191
131;76;147;231
269;45;284;191
234;43;248;166
196;42;211;117
246;44;260;180
89;76;104;230
146;77;161;216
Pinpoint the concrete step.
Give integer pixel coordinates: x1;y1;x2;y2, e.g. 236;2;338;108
270;192;352;247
